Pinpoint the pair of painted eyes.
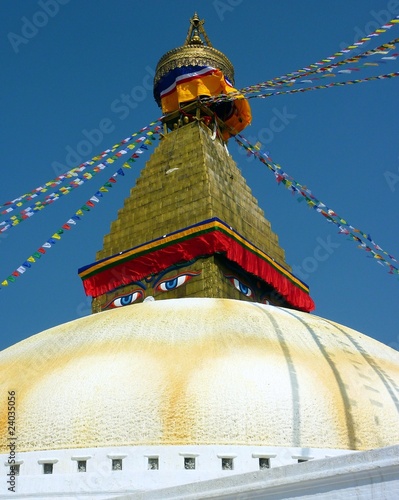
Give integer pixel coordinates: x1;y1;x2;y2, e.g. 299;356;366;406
226;275;270;304
226;276;254;298
107;273;196;309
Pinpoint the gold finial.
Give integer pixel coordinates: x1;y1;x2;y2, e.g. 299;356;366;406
154;12;235;92
185;12;213;47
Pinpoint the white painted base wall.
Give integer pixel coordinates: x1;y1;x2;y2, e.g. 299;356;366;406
1;444;354;499
112;445;399;500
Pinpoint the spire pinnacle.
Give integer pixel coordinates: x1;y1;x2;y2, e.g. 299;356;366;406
184;12;212;46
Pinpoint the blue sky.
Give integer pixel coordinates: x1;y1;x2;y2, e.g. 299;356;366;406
1;0;398;351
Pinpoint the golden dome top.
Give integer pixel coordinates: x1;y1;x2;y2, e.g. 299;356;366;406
1;298;398;453
154;13;235;89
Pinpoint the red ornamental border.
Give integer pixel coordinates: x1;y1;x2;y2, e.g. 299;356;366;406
81;226;315;312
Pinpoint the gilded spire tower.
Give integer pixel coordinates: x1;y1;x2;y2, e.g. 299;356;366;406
79;14;314;313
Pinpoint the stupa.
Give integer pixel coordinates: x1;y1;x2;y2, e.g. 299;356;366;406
1;13;398;499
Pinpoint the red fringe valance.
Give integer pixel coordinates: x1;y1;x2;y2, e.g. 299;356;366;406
79;218;315;312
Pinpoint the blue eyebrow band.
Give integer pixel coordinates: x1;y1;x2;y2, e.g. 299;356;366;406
151;260;197;288
109;280;147;293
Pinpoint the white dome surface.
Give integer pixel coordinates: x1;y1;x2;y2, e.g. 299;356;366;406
1;298;398;453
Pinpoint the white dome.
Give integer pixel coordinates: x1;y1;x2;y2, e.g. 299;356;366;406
1;298;398;454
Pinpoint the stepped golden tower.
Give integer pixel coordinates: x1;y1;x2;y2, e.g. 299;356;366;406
80;13;314;314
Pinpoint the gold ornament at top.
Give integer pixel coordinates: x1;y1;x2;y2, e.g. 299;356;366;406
154;13;235;89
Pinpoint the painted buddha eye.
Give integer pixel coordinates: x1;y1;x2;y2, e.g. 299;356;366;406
107;290;143;309
156;272;199;292
226;276;254;298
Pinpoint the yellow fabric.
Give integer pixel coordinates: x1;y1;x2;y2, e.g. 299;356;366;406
160;69;251;139
222;97;252;140
161;70;225;113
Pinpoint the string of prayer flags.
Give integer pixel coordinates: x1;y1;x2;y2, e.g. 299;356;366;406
248;37;399;92
271;39;399;89
0;120;162;214
0;124;161;236
247;71;399;102
205;70;399;108
234;133;399;276
240;15;399;93
234;39;393;98
0;130;160;289
201;25;399;105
